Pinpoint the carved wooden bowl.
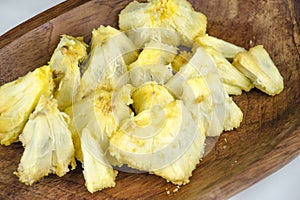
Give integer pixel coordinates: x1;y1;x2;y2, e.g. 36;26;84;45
0;0;299;199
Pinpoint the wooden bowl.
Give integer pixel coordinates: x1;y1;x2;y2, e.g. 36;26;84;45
0;0;299;199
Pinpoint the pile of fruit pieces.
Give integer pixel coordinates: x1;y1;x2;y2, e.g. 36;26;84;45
0;0;283;193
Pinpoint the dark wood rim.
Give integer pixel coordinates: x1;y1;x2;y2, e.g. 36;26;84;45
0;0;89;48
206;127;300;199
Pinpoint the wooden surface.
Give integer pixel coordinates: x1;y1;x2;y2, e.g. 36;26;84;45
0;0;299;199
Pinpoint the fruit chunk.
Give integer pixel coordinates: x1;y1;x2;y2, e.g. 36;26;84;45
233;45;284;96
0;65;53;145
15;96;75;185
49;35;88;111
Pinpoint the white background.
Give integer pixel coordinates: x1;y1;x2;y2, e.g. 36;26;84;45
0;1;299;199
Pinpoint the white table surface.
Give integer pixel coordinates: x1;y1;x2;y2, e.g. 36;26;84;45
0;1;299;199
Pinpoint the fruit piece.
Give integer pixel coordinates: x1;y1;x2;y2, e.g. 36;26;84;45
15;96;75;185
49;35;88;110
233;45;284;96
0;65;53;145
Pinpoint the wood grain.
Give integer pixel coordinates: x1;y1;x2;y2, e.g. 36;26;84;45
0;0;299;199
